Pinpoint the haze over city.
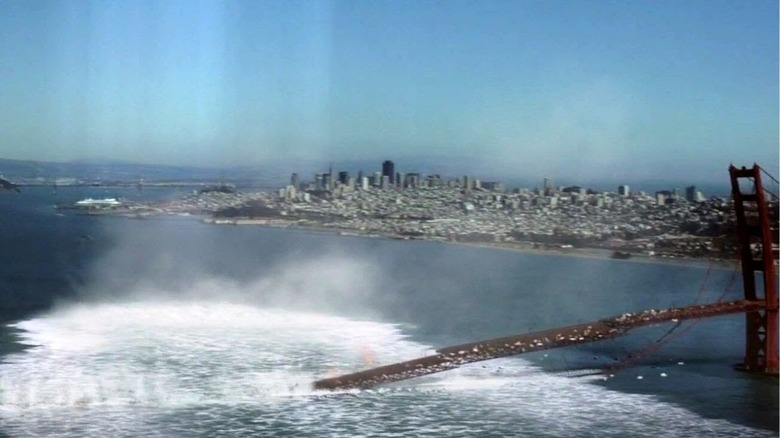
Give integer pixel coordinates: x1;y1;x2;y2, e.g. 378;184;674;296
1;0;777;184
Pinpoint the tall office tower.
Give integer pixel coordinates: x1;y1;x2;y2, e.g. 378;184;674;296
338;171;349;185
322;173;332;191
381;175;390;190
382;160;395;184
397;172;405;188
406;173;420;189
361;176;369;190
543;177;553;195
685;185;696;202
357;170;364;184
314;173;324;191
427;174;442;188
373;171;382;187
291;173;300;190
618;185;630;196
655;190;672;205
285;185;297;201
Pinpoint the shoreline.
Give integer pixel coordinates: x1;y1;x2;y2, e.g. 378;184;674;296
72;210;742;271
201;216;741;271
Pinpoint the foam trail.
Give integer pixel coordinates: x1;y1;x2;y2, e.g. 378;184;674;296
2;301;430;407
0;300;772;437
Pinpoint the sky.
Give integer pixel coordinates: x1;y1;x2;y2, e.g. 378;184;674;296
0;0;777;183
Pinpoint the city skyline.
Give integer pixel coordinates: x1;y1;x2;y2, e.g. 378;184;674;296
1;0;777;183
0;154;762;197
288;158;737;198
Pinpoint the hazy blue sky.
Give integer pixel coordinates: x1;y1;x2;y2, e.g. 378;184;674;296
1;0;777;182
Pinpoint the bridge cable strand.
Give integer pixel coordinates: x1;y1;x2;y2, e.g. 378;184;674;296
758;165;779;186
756;165;780;200
738;175;776;201
609;178;754;373
606;257;740;373
651;258;721;343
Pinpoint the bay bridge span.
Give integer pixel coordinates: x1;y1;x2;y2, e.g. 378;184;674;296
314;164;778;390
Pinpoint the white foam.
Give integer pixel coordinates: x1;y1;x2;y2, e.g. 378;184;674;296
0;300;771;437
3;301;429;409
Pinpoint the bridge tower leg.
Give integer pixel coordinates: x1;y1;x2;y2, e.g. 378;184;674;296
729;164;778;375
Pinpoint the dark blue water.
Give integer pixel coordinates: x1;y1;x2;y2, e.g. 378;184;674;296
0;187;776;436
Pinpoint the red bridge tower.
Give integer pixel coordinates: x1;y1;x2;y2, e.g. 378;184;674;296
729;164;778;374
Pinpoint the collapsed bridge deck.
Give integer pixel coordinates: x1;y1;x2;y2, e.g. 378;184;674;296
313;300;764;391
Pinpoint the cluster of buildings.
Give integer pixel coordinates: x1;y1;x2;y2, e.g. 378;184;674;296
281;160;505;201
263;160;732;260
280;161;705;208
64;159;738;261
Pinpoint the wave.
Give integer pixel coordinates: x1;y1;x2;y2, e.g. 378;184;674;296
0;299;771;437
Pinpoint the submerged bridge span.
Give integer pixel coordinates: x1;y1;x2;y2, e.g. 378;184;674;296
313;300;764;391
314;164;778;391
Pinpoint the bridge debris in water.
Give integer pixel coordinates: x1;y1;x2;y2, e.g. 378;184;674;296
313;300;763;391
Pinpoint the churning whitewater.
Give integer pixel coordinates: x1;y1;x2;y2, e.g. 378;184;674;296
0;299;770;437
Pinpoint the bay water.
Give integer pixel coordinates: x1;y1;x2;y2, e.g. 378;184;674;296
0;187;776;436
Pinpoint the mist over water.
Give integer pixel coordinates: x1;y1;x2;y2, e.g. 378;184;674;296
0;188;777;436
73;217;393;321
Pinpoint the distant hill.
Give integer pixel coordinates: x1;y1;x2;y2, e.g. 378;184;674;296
0;158;287;188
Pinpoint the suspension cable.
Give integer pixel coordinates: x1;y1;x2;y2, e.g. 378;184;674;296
757;165;780;200
759;165;779;186
606;172;765;373
606;197;744;374
605;259;740;373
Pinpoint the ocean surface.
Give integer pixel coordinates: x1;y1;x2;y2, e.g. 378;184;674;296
0;186;777;437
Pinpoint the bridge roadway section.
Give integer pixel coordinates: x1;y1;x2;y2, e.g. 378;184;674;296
313;300;764;391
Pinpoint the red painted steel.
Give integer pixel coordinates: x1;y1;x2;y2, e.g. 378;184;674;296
312;165;779;391
314;300;764;390
729;164;778;374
